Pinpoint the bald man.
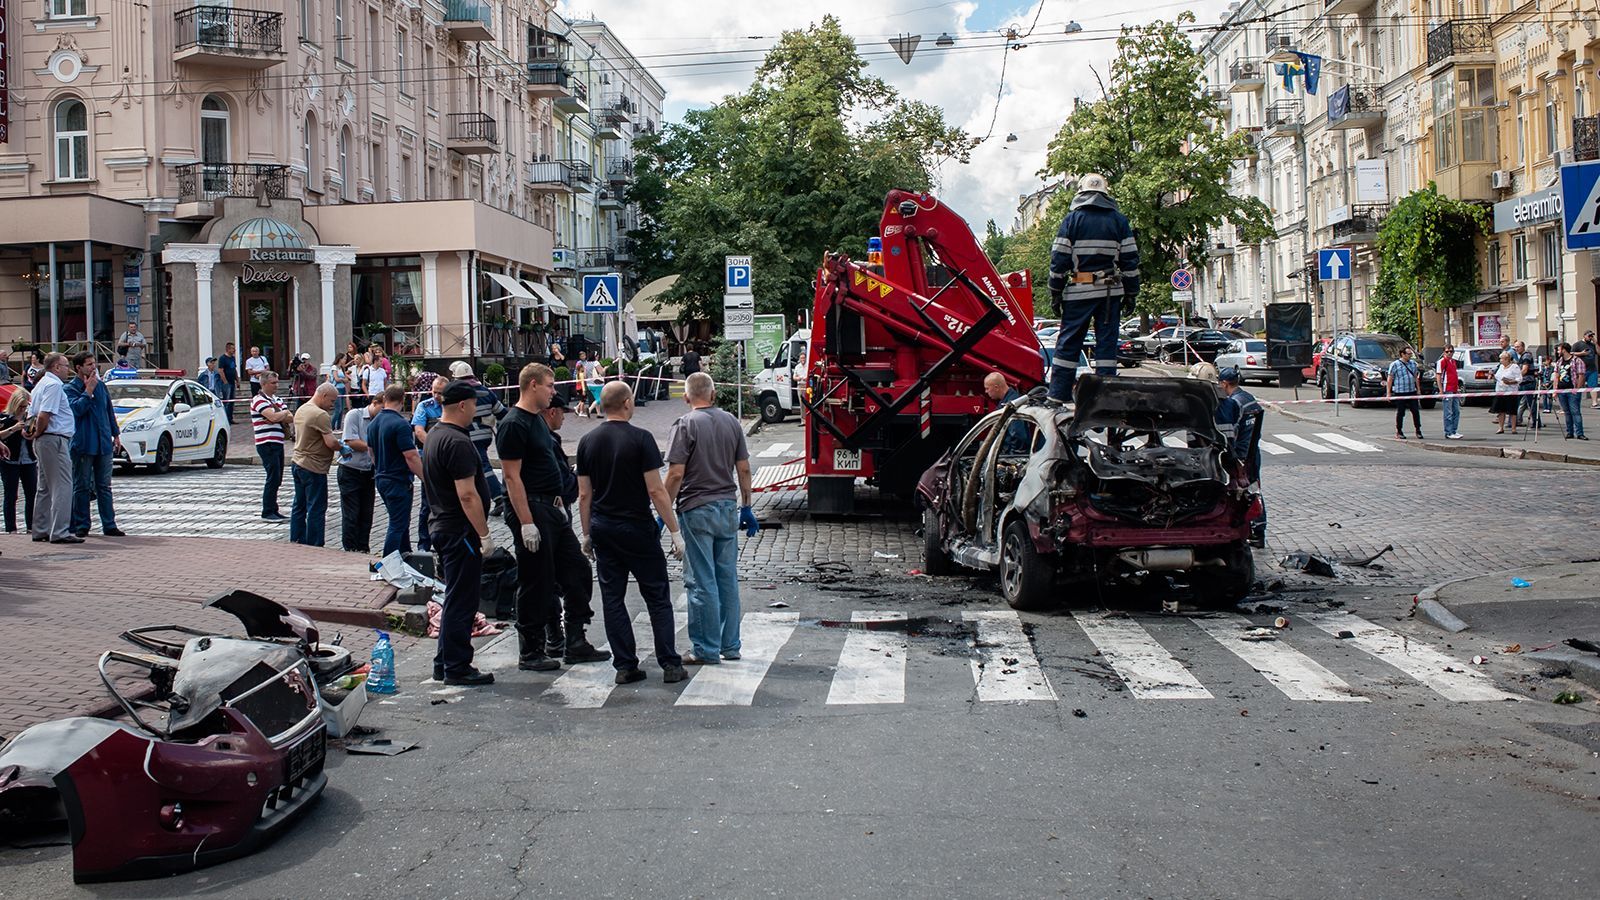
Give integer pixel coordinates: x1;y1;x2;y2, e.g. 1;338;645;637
290;382;342;546
982;373;1030;454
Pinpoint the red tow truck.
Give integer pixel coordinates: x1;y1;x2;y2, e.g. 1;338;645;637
803;190;1046;514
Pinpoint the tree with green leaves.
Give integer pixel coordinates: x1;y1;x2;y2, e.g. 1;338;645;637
1034;14;1273;317
627;17;974;326
1369;183;1490;342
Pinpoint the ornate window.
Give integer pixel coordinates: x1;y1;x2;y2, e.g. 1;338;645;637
53;98;90;181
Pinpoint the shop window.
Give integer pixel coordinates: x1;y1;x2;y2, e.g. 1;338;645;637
53;98;90;181
353;258;424;354
33;260;112;343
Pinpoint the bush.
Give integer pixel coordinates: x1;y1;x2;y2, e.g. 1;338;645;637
483;362;507;386
553;365;572;382
707;341;756;416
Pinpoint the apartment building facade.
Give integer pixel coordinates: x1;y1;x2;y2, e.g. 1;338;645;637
0;0;661;373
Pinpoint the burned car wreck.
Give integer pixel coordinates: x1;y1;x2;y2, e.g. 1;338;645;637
918;377;1261;610
0;591;362;884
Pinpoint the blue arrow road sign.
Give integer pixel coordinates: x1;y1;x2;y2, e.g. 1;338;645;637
582;273;622;313
1318;248;1352;281
1559;160;1600;251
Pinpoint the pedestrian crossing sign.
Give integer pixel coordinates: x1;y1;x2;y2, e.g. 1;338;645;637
1559;160;1600;251
582;273;622;313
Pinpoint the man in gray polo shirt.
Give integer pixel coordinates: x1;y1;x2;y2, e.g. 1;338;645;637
665;372;757;664
338;394;381;553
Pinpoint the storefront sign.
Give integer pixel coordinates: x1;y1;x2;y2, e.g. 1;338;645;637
122;264;141;292
222;247;314;263
1493;185;1564;233
1475;312;1505;345
240;263;293;284
0;0;10;144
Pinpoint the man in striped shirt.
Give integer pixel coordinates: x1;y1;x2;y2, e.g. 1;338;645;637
251;371;294;522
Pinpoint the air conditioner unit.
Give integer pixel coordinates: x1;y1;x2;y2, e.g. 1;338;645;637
1490;170;1512;190
1268;33;1293;52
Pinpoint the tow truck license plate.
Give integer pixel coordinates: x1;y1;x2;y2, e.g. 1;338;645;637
833;449;862;471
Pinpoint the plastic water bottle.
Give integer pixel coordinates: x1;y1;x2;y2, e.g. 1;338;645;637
368;631;397;694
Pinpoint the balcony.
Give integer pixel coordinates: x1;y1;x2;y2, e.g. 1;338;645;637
1331;205;1387;244
613;237;636;264
1325;0;1377;13
174;162;288;218
1235;127;1262;161
605;156;634;185
526;160;578;193
598;93;633;123
1327;84;1385;131
1576;116;1600;162
172;7;286;70
1265;29;1295;60
445;113;498;155
593;111;627;140
1426;19;1492;70
575;247;616;271
568;160;595;193
1229;60;1265;92
526;62;573;100
443;0;494;42
554;79;589;115
596;188;624;210
1266;101;1302;138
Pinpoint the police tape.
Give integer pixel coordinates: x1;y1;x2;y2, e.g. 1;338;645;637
1255;384;1600;407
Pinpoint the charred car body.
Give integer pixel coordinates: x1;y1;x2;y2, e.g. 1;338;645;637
0;591;360;884
918;377;1260;610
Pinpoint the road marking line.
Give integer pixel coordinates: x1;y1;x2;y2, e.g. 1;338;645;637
1191;614;1367;702
1315;432;1383;453
676;612;799;706
965;610;1057;702
547;594;687;709
1306;612;1519;702
826;611;908;705
1070;612;1212;699
1257;440;1292;455
757;442;794;458
1275;434;1343;454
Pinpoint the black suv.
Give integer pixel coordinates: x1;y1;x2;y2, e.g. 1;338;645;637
1318;332;1437;408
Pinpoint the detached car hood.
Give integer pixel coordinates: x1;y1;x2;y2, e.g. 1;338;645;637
1069;376;1222;440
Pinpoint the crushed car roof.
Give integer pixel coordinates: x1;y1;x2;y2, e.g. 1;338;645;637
1067;376;1223;438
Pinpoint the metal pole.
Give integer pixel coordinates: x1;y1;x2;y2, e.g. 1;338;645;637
736;341;743;421
49;243;60;345
84;240;95;357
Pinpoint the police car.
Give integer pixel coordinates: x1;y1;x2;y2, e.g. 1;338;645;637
109;379;229;473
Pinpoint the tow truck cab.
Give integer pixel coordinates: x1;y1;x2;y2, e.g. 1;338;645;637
754;329;812;424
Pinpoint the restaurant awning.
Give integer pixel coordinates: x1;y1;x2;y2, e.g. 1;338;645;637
484;272;536;309
632;275;680;310
523;280;571;316
551;281;584;312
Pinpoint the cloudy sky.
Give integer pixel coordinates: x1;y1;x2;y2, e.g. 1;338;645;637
559;0;1233;232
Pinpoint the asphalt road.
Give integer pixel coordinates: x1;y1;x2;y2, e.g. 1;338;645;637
4;400;1599;898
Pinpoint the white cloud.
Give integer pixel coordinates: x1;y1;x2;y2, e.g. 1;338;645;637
562;1;1233;232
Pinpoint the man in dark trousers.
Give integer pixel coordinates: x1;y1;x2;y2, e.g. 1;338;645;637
423;379;497;687
577;381;688;685
1046;173;1141;401
1216;367;1266;545
539;389;609;664
369;384;423;557
65;352;123;537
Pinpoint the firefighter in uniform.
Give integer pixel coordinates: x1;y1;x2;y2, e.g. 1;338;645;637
1046;174;1141;401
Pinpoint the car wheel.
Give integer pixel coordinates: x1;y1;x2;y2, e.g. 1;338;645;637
1320;370;1334;400
922;507;953;576
1348;375;1366;409
1191;541;1256;608
758;393;785;424
206;430;227;468
151;434;173;474
999;518;1054;611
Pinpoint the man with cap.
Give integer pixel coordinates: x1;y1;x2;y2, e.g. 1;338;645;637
539;387;609;663
107;358;140;380
423;378;497;687
197;356;228;400
1215;367;1266;544
448;360;508;517
1045;173;1141;401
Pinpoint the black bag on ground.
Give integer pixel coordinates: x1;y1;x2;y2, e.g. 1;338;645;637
478;547;518;618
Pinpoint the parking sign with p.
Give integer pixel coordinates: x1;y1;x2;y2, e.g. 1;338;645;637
726;255;752;294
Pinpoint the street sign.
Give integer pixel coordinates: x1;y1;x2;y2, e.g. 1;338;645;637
1172;289;1194;307
723;292;754;311
725;255;752;294
1317;248;1352;281
581;273;622;313
724;309;754;339
1170;269;1193;291
1559;160;1600;251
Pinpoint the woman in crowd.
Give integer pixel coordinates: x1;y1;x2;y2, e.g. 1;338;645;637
0;387;37;533
1492;350;1522;435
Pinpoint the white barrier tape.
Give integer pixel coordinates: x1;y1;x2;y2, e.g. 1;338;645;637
1259;384;1600;408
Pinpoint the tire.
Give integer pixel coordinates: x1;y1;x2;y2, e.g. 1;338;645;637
1191;541;1256;608
922;507;953;576
999;518;1054;611
206;430;227;468
151;434;173;474
758;393;785;424
1348;375;1366;409
1320;370;1334;400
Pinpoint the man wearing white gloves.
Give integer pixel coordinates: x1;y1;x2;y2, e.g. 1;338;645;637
577;381;688;686
422;379;497;687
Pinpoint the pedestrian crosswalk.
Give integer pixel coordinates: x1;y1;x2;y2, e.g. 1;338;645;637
419;606;1520;711
1258;430;1385;457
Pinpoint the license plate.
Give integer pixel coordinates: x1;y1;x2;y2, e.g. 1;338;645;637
283;730;326;783
833;449;862;471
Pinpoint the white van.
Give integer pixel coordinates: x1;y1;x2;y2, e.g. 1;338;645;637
753;328;811;424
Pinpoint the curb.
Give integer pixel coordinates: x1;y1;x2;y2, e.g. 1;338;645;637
1525;650;1600;691
1276;406;1600;465
1411;565;1528;633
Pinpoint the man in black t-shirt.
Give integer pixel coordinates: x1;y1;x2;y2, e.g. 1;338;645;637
576;381;688;685
422;380;496;687
498;363;609;671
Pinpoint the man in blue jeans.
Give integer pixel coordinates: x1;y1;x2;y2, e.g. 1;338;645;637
664;372;757;664
369;384;423;556
289;384;340;546
65;352;123;537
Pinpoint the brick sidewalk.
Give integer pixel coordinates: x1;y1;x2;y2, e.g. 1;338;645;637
0;533;397;741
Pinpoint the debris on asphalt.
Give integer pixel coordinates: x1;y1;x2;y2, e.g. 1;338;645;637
1072;709;1088;718
1273;616;1289;629
345;739;419;756
1565;638;1600;656
1511;577;1533;588
1553;691;1584;705
1161;599;1180;613
1335;630;1356;640
1338;545;1394;568
768;601;791;608
1328;522;1341;528
1503;644;1522;654
1472;655;1488;666
872;551;900;559
1281;552;1336;577
1241;628;1278;642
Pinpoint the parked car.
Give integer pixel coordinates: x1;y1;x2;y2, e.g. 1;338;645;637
917;378;1260;610
1141;328;1237;363
108;378;229;473
1317;332;1438;408
1449;344;1507;399
1306;337;1335;382
1213;339;1277;384
1083;330;1144;368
